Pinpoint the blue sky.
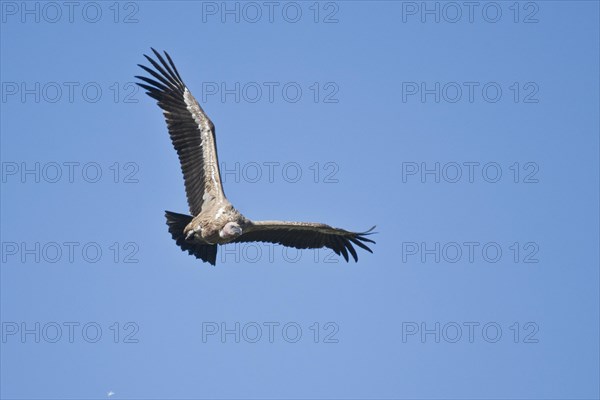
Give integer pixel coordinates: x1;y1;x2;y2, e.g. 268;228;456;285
1;1;599;399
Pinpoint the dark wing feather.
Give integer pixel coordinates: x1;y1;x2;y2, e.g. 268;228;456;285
234;221;376;262
136;48;225;216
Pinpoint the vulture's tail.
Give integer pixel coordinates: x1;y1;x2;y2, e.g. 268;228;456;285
165;211;218;266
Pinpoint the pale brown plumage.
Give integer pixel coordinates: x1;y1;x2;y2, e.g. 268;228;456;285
136;49;375;265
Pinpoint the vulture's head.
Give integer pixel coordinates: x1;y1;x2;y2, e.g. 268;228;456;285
219;222;242;239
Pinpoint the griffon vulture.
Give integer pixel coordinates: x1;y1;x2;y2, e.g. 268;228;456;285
136;49;375;265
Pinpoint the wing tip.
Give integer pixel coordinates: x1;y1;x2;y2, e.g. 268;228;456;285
137;48;185;89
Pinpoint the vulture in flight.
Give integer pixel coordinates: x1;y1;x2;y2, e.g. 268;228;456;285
136;49;375;265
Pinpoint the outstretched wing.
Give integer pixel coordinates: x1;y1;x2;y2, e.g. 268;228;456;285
136;48;225;216
234;221;376;262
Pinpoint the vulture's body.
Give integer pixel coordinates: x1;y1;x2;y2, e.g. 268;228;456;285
136;49;375;265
